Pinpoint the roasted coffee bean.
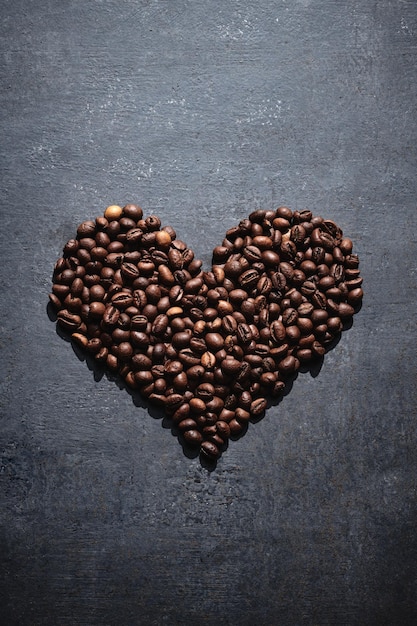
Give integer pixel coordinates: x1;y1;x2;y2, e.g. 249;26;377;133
301;280;317;297
239;268;259;289
227;418;242;435
220;357;241;376
189;337;206;355
57;310;81;332
151;314;169;336
177;349;200;367
277;355;300;375
103;205;122;220
71;332;88;348
250;397;267;418
327;317;343;333
236;323;252;345
178;418;198;433
282;308;298;326
214;421;230;439
347;287;364;305
183;430;203;445
200;440;220;460
297;348;313;362
77;220;96;237
275;206;292;219
111;292;134;309
270;320;286;343
273;216;291;231
165;394;185;412
129;331;149;348
311;291;327;310
286;325;301;343
199;351;215;369
233;407;250;424
338;302;355;319
261;249;281;267
88;301;106;319
243;245;262;262
116;341;133;361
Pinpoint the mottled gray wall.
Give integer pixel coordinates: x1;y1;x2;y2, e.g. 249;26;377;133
1;1;416;624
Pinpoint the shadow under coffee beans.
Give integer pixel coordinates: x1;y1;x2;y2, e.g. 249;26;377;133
49;203;363;464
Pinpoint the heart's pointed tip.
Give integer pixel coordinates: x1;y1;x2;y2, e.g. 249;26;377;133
199;449;219;471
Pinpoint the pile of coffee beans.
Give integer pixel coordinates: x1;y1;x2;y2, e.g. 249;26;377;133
50;203;363;462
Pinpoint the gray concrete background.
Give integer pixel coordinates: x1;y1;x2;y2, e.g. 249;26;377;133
1;1;416;624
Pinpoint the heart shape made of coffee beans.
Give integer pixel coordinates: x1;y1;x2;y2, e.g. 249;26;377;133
50;203;363;463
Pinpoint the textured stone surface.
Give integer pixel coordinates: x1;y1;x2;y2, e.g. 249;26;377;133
1;1;416;624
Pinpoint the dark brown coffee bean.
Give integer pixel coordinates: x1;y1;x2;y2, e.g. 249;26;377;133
226;418;242;435
163;360;182;377
301;281;317;297
233;407;249;423
175;349;199;367
261;249;281;267
48;293;62;309
183;430;203;445
312;341;326;357
243;245;262;262
188;397;205;414
200;440;220;460
311;291;327;310
273;216;291;231
338;302;355;319
298;302;314;317
111;327;130;343
57;310;81;332
236;323;251;345
298;317;314;335
151;314;168;336
327;317;343;333
111;292;133;309
290;224;306;244
184;364;204;380
285;325;300;343
77;220;96;237
277;355;299;375
214;421;230;439
190;337;207;355
282;308;298;326
164;394;184;413
270;320;286;344
116;341;133;360
88;301;106;319
128;331;148;349
250;397;267;418
344;269;360;282
347;287;363;305
133;369;154;386
238;269;259;290
178;418;198;432
171;404;190;425
194;383;213;401
171;371;187;391
221;357;241;376
220;315;236;334
330;263;345;283
275;206;292;219
297;348;313;362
